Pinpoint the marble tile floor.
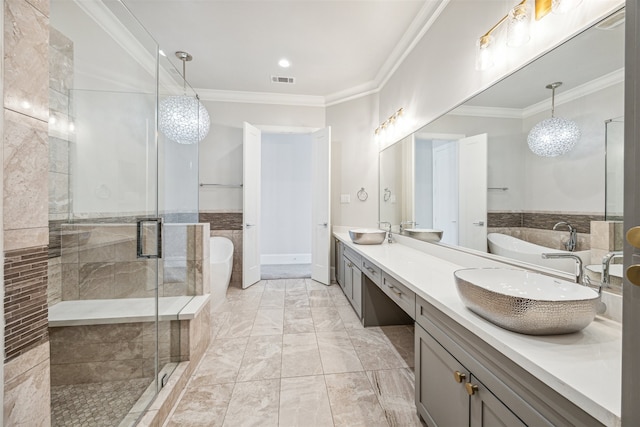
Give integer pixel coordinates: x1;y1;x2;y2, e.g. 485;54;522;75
51;378;151;427
260;264;312;280
164;278;425;427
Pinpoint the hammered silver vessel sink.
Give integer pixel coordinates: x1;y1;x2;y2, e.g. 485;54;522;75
454;268;600;335
349;229;386;245
349;228;387;245
402;228;443;242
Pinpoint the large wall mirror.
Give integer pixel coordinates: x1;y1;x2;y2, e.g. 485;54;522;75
379;7;625;287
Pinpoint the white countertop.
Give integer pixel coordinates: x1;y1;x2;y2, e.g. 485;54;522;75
335;232;621;427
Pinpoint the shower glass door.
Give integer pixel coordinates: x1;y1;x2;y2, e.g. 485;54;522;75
49;0;179;425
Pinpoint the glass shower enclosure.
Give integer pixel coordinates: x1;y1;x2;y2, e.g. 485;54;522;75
49;1;201;425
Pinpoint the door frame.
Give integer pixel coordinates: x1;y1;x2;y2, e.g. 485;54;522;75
244;124;331;285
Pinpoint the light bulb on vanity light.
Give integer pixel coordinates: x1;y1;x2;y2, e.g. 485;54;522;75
475;34;495;71
506;2;531;47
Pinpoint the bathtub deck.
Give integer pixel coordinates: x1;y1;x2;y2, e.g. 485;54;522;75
48;295;210;327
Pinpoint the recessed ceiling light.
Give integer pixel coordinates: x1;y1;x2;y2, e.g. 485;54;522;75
278;58;291;68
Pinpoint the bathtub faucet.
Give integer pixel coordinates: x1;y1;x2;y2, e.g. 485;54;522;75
541;252;584;285
553;221;577;252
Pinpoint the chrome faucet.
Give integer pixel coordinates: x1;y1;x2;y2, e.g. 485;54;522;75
541;252;584;284
378;221;392;243
400;221;416;234
601;251;623;289
553;221;578;252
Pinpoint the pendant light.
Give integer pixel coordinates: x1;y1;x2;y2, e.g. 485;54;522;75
159;51;211;145
527;82;580;157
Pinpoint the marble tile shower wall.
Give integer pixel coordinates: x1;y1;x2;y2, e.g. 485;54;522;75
58;223;209;300
49;320;181;385
47;26;73;307
3;0;53;424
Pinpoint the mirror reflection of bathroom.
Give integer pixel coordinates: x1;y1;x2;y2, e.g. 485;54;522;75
378;9;626;294
260;133;313;279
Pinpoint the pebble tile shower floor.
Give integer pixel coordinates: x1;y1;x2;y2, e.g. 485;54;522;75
51;378;150;426
165;278;425;427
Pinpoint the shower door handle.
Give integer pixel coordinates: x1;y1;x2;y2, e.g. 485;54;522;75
137;218;163;259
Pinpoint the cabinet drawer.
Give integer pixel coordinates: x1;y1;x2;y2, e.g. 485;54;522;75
344;246;361;265
361;258;381;285
381;272;415;319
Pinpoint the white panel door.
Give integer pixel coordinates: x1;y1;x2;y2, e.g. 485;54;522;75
243;122;261;288
311;127;331;285
432;141;458;245
458;133;488;252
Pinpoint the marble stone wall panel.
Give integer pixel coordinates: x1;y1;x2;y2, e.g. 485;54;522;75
49;170;69;214
49;323;143;344
48;136;69;173
50;359;144;385
189;302;211;365
24;0;49;17
4;0;49;122
48;219;63;258
591;221;624;251
4;227;48;252
3;343;51;426
3;109;49;240
4;246;49;362
199;212;242;230
77;262;115;299
47;257;61;305
60;262;78;300
50;340;143;365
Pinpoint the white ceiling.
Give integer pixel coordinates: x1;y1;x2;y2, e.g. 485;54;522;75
123;0;432;100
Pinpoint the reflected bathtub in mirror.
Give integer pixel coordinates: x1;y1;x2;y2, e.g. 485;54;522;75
487;233;590;275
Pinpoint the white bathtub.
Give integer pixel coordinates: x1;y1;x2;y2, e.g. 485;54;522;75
487;233;591;274
210;236;234;310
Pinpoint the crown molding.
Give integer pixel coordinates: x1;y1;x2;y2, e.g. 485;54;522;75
375;0;450;90
449;67;624;119
522;68;624;118
73;0;182;92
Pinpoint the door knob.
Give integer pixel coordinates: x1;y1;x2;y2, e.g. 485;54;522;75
626;265;640;287
318;222;328;227
245;223;256;227
453;371;466;383
465;383;479;396
472;221;485;226
627;226;640;249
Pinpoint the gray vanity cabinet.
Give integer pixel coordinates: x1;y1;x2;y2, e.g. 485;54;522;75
335;239;345;286
415;295;606;427
416;323;525;427
341;246;363;318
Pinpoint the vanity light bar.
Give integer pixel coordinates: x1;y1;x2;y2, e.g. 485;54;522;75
374;108;404;137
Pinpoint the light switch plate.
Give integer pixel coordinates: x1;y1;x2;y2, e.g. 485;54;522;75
340;194;350;203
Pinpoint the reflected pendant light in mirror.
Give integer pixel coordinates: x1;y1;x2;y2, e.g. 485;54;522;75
159;51;211;145
527;82;580;157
